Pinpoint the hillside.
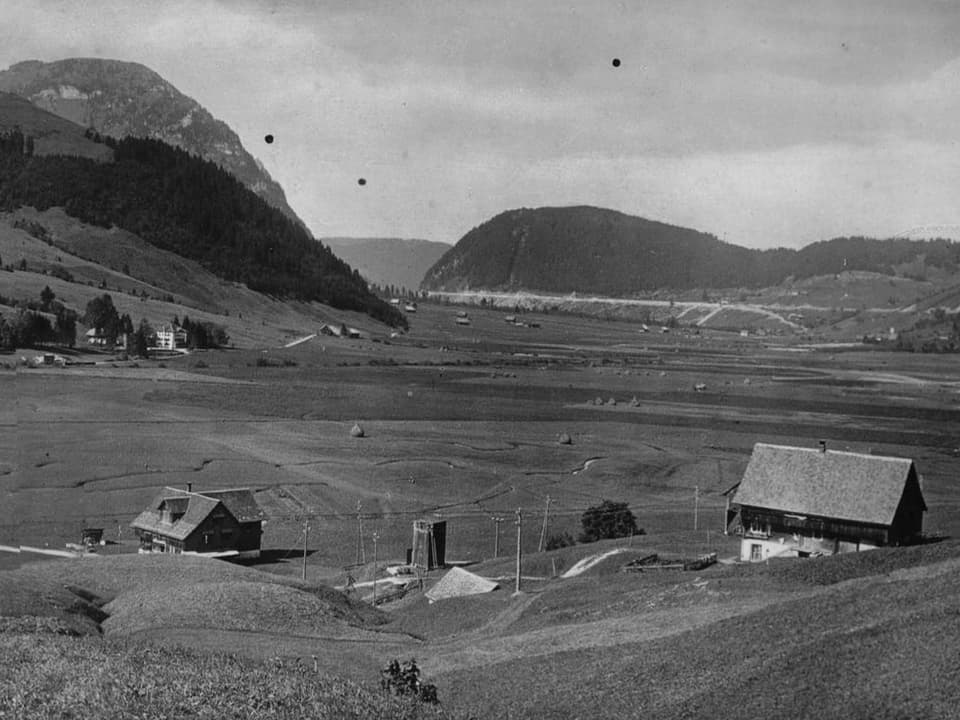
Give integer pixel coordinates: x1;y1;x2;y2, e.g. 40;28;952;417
324;238;450;294
0;92;112;161
422;206;960;296
0;58;303;226
0;555;442;719
0;126;405;328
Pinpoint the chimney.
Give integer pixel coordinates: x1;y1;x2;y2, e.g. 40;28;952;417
819;440;827;453
187;482;193;493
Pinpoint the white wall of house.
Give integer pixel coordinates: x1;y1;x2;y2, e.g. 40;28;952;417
741;533;877;561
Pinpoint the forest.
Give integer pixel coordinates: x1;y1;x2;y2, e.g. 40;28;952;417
0;130;406;328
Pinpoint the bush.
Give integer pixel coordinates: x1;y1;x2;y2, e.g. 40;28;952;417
579;500;642;543
380;658;438;705
545;532;576;551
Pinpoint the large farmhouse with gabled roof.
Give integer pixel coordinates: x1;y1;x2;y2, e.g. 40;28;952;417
130;486;264;559
732;442;926;562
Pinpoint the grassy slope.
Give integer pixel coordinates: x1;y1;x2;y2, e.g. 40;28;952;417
0;555;384;635
0;631;446;720
0;209;390;347
0;92;112;161
434;542;960;719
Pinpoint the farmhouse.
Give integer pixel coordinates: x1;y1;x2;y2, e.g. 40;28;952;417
732;442;926;561
130;486;264;558
155;324;187;350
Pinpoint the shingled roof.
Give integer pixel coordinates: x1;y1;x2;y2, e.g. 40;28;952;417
130;487;262;540
734;443;924;526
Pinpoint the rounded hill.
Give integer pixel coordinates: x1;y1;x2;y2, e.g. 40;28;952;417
421;206;766;295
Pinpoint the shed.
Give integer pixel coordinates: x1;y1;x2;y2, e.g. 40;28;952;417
411;519;446;570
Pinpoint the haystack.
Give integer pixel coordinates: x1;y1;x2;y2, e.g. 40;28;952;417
557;432;572;445
425;567;499;603
350;423;365;438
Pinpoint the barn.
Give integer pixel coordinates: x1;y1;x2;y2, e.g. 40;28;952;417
130;486;264;558
732;442;926;561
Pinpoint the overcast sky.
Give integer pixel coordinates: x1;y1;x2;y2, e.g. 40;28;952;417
2;0;960;248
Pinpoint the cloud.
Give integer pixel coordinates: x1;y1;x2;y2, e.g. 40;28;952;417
2;1;960;247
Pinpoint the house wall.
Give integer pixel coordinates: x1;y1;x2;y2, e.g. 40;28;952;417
889;470;925;544
740;506;890;547
183;510;242;553
738;506;888;562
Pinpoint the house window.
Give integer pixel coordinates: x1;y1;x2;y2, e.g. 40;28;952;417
750;543;762;561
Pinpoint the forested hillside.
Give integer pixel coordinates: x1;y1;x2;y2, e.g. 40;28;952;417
0;58;303;226
422;206;960;295
0;130;406;327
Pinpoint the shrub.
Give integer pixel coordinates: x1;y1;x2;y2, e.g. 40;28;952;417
380;658;439;705
545;532;576;551
579;500;642;543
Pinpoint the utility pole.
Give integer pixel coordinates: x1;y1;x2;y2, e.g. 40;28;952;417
372;531;380;606
515;509;522;594
538;495;552;552
694;485;700;531
302;517;309;581
355;500;365;565
492;516;504;558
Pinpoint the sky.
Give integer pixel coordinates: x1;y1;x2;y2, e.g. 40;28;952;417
2;0;960;248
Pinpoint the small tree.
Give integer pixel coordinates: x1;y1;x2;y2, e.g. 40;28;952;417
40;286;55;310
579;500;642;543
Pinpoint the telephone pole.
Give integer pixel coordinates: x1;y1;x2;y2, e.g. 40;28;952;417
302;517;309;581
372;531;380;606
355;500;365;565
492;516;504;558
694;485;700;531
514;509;522;594
538;495;552;552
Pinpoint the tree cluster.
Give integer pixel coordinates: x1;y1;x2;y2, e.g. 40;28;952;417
579;500;642;543
0;284;77;349
0;134;406;328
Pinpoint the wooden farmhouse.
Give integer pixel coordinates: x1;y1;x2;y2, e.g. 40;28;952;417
732;442;926;561
130;486;264;559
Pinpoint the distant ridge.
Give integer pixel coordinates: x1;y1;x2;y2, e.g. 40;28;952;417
323;237;451;292
0;58;304;227
422;205;960;295
893;225;960;241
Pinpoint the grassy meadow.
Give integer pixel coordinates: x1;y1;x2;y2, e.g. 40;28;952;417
6;293;960;717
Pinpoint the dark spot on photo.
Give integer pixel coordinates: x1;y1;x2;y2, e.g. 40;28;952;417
358;177;367;186
264;134;274;144
612;58;621;67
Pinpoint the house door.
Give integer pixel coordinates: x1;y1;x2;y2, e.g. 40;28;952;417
749;543;762;561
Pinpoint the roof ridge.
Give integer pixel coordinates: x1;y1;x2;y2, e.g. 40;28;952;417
754;442;912;463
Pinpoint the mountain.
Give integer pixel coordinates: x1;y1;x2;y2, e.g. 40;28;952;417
422;205;960;295
0;58;303;226
322;237;451;293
